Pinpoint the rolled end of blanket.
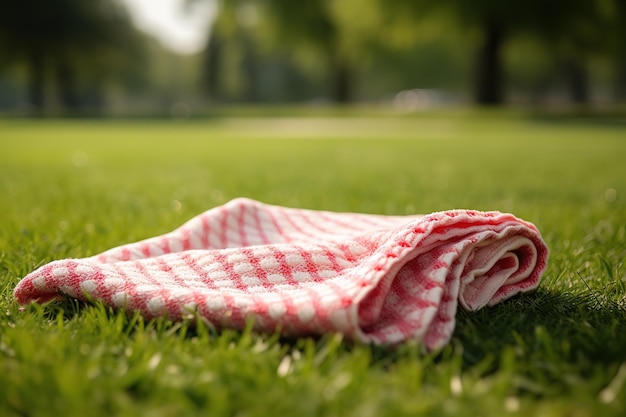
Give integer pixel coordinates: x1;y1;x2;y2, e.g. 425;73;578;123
458;233;547;311
353;210;549;350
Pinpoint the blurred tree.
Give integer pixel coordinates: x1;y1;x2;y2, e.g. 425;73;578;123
203;15;224;100
186;0;261;102
527;0;613;105
388;0;607;105
0;0;143;114
194;0;231;101
330;0;472;100
189;0;473;104
262;0;353;103
609;0;626;100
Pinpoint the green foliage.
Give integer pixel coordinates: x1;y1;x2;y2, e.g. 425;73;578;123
0;0;145;111
2;0;623;108
0;111;625;415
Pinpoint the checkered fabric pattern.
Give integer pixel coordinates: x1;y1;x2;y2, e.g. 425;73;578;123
14;198;549;349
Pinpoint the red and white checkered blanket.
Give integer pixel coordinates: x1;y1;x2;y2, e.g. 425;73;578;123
14;198;548;349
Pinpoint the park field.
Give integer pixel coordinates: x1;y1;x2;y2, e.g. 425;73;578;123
1;109;625;416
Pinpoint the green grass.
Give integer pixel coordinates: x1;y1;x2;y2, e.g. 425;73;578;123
1;110;625;416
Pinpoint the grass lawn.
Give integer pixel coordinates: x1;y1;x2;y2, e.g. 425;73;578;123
1;109;625;416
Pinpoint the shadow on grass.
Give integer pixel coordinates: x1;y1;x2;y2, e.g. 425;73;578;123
454;289;626;369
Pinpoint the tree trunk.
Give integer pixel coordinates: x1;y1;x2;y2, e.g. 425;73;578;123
203;31;222;101
27;50;45;114
616;52;626;101
56;60;79;111
330;49;351;103
475;20;504;105
563;58;589;104
332;60;351;103
241;35;259;102
614;4;626;101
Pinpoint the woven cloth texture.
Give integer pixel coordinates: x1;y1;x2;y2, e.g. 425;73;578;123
14;198;548;349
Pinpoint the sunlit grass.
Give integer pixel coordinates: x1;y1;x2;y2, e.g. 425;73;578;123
1;111;625;416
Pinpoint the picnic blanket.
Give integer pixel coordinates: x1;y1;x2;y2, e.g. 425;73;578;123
14;198;548;349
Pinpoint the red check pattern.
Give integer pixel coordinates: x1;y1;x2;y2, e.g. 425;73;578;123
14;198;549;349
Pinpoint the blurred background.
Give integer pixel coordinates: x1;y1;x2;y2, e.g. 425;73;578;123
0;0;623;117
